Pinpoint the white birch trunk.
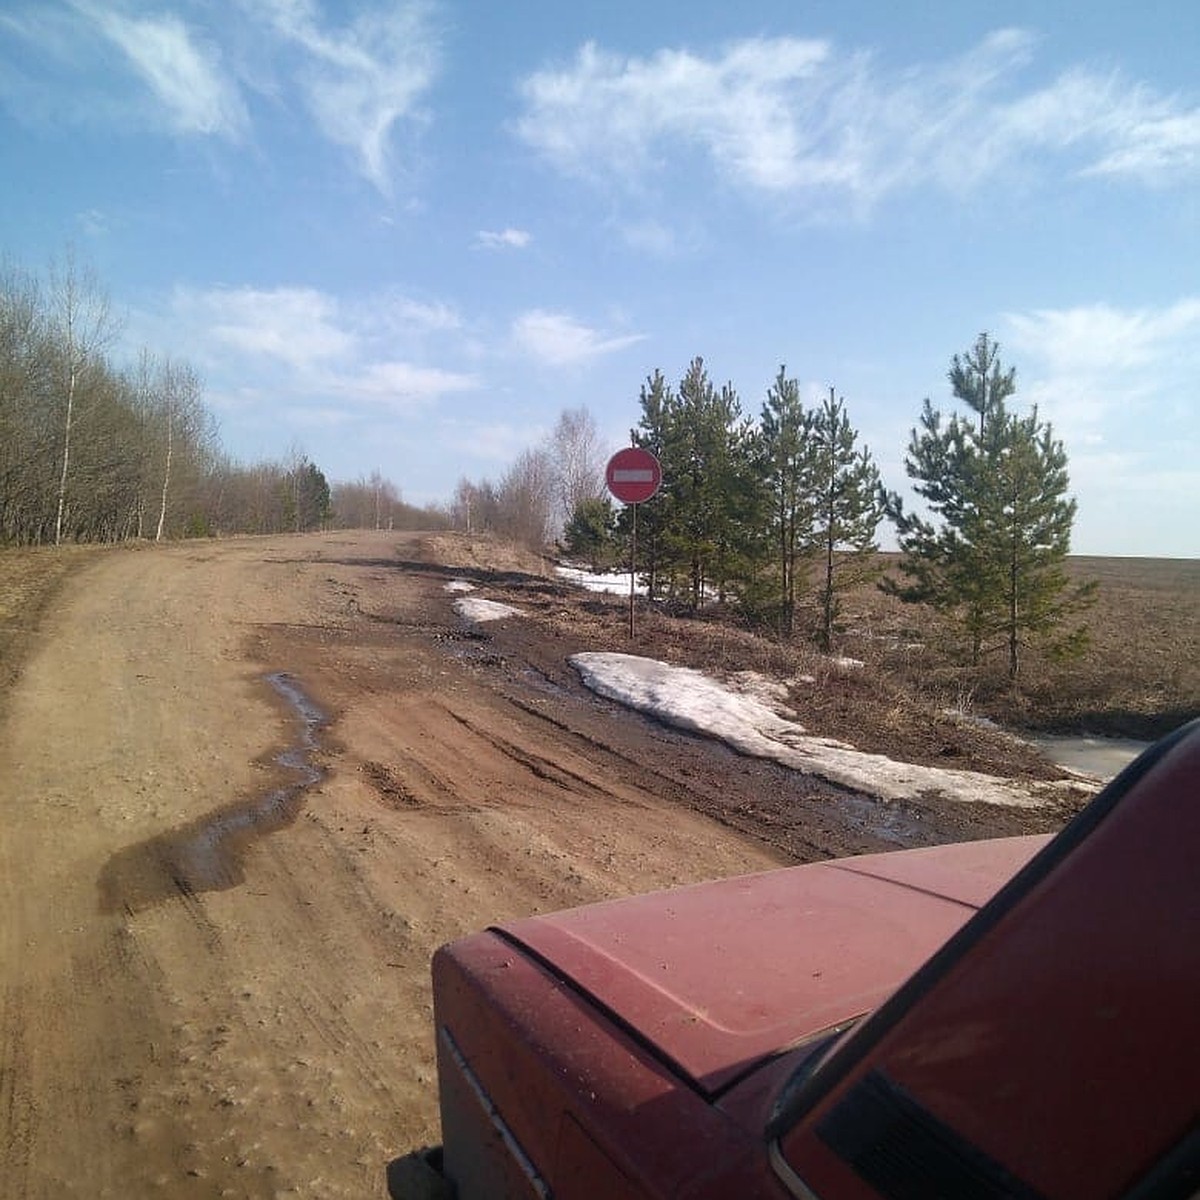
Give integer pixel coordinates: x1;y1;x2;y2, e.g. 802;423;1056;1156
155;405;172;542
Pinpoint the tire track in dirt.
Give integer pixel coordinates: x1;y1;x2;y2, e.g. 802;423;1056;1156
1;983;35;1200
0;530;816;1197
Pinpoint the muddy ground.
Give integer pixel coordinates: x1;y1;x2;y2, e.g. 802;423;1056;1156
0;530;1087;1199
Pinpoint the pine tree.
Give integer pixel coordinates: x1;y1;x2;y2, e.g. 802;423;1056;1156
664;358;759;609
627;360;762;609
884;333;1094;679
811;387;884;651
562;496;617;568
759;366;815;634
628;368;676;599
666;358;722;608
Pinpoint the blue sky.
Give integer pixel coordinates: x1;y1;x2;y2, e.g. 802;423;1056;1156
2;1;1197;556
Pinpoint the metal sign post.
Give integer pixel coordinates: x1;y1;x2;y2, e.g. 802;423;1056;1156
629;500;637;638
605;448;662;639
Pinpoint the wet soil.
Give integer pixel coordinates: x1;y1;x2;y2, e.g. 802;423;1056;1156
0;531;1086;1199
97;674;328;914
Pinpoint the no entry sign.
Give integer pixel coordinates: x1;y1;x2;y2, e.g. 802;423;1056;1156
606;447;662;504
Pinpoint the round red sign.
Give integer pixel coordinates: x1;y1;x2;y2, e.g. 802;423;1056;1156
606;447;662;504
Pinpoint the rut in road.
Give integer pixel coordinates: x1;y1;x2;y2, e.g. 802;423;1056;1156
0;531;787;1199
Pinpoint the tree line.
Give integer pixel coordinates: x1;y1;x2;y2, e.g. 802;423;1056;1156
455;336;1093;678
0;255;441;544
446;407;608;552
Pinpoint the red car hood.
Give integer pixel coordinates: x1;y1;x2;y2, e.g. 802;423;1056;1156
497;835;1049;1097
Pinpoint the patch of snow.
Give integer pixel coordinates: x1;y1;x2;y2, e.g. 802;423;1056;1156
556;565;642;595
828;655;865;670
726;671;799;719
570;652;1086;808
943;708;1002;731
445;579;475;593
454;597;522;624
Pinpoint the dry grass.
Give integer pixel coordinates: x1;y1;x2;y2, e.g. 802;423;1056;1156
835;555;1199;739
467;540;1196;761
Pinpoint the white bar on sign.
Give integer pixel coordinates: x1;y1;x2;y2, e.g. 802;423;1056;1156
612;469;655;482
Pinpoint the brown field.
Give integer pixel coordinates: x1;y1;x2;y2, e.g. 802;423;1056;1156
830;553;1198;740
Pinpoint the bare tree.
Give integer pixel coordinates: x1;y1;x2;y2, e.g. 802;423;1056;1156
0;264;53;542
548;406;607;534
154;358;205;541
330;472;410;529
48;249;119;544
497;447;556;550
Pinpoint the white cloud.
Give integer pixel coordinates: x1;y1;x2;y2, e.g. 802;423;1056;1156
160;283;476;418
349;292;463;340
78;3;247;138
516;37;831;191
512;309;646;367
0;1;248;136
2;1;438;187
1082;98;1200;181
256;0;439;191
515;30;1200;216
75;208;109;238
619;219;682;256
176;285;355;369
335;360;477;407
172;286;467;377
1001;299;1200;555
1005;298;1200;428
1007;299;1200;376
476;228;532;250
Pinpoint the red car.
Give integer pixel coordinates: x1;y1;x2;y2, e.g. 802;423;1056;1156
413;720;1198;1199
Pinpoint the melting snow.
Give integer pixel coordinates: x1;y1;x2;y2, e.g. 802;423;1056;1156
445;579;475;593
570;652;1083;808
454;597;522;623
556;565;644;595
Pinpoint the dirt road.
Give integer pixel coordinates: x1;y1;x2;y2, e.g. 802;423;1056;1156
0;531;1066;1198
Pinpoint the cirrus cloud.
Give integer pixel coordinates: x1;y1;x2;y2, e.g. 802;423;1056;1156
81;4;247;138
0;0;440;192
512;309;646;367
515;29;1200;218
255;0;440;192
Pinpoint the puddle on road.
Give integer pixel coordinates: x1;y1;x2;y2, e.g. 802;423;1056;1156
98;673;327;914
520;667;568;697
828;791;927;846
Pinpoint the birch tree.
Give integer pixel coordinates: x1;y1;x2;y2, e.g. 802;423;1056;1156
549;406;607;535
48;250;119;544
